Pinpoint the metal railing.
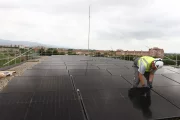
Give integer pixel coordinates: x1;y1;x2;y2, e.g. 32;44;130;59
0;47;40;68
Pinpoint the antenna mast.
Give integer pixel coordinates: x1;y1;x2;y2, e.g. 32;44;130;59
88;5;91;55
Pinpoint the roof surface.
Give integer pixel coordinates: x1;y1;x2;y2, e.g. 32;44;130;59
0;55;180;120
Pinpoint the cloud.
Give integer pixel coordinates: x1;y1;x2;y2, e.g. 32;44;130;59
96;29;164;41
0;0;180;53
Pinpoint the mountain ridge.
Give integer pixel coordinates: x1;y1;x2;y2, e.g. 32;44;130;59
0;39;60;48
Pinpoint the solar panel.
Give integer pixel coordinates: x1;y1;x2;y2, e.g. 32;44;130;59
73;76;131;90
153;86;180;108
1;55;180;120
162;73;180;84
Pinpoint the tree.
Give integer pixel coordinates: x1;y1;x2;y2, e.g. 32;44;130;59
95;52;101;57
46;49;52;56
53;49;59;55
59;52;65;55
104;52;108;57
68;49;73;55
38;48;45;55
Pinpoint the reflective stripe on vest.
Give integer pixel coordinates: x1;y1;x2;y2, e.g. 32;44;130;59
138;56;155;72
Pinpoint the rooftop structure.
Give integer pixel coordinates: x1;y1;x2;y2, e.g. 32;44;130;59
0;55;180;119
116;47;164;58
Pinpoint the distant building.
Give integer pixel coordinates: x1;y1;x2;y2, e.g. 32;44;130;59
33;46;47;52
19;45;25;49
57;48;68;54
30;47;164;58
116;47;164;58
149;47;164;58
74;49;89;55
0;47;19;52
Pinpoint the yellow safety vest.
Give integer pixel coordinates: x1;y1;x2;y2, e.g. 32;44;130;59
138;56;155;72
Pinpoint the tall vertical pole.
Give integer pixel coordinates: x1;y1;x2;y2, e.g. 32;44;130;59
176;53;177;67
88;5;91;55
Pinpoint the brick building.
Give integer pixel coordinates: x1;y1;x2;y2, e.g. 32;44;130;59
33;46;48;52
149;47;164;58
57;48;68;54
74;49;89;55
116;47;164;58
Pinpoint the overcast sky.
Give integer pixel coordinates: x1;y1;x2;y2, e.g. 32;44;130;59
0;0;180;53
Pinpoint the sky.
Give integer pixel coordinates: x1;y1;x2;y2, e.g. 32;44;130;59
0;0;180;53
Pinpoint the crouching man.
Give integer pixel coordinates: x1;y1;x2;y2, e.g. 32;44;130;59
133;56;164;88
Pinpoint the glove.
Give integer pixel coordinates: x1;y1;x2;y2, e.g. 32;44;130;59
148;82;153;89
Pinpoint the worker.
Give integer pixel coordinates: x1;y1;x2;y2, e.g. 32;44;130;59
133;56;164;88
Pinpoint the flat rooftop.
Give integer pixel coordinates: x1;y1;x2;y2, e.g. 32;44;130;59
0;55;180;120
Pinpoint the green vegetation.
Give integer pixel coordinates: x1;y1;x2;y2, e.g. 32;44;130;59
2;47;178;67
59;52;65;55
0;56;22;67
93;53;180;66
0;48;39;68
39;48;70;55
163;54;180;66
67;49;76;55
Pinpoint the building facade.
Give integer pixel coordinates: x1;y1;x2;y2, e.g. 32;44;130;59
116;47;164;58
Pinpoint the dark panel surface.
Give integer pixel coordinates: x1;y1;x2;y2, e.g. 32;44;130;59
69;69;111;76
107;68;134;75
153;86;180;108
32;91;77;102
122;75;180;87
37;76;73;91
41;62;65;64
114;64;127;68
67;65;98;69
80;88;129;99
1;56;180;120
65;63;87;65
46;69;68;76
50;65;66;69
162;73;180;84
97;65;121;69
32;65;50;69
68;69;86;76
74;76;131;90
1;77;41;93
39;63;65;66
153;75;180;86
155;68;176;74
167;68;180;73
26;100;84;120
0;103;28;120
86;69;111;76
34;65;66;69
2;76;73;93
0;92;33;103
0;92;32;120
81;88;180;120
22;70;47;77
91;63;114;66
128;88;180;119
83;98;144;120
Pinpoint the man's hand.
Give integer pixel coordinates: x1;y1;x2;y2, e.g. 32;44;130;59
149;73;154;89
149;82;153;89
149;73;154;83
